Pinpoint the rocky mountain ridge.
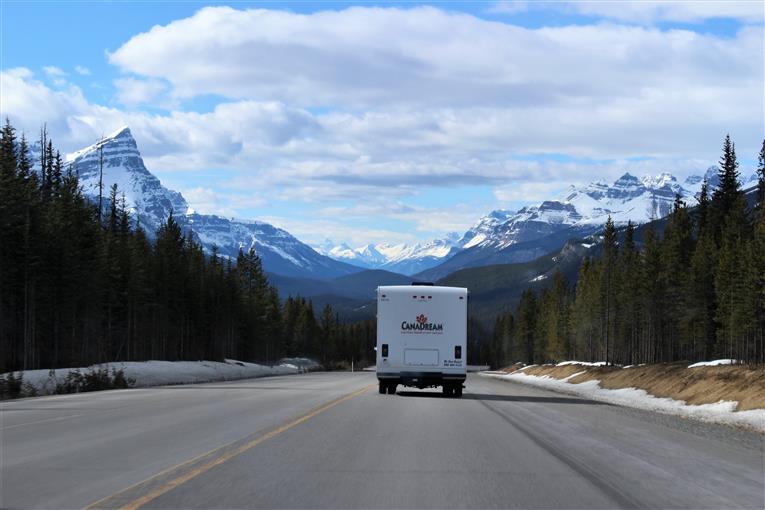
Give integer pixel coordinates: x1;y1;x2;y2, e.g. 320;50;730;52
323;167;758;278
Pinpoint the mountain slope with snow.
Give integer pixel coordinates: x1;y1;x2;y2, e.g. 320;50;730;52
61;128;361;279
417;168;758;280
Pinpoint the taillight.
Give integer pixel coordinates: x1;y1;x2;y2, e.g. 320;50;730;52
382;344;389;357
455;346;462;359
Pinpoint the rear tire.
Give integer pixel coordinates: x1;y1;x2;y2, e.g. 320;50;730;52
378;383;386;394
443;385;452;396
387;384;397;395
454;386;463;398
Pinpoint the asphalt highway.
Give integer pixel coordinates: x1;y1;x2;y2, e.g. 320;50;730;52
1;372;762;509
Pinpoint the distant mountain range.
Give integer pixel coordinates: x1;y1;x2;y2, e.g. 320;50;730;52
313;234;462;275
320;168;757;280
33;126;757;290
413;168;757;280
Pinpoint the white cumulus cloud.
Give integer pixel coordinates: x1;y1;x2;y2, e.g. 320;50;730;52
107;6;763;114
114;77;169;107
43;66;67;77
3;6;764;245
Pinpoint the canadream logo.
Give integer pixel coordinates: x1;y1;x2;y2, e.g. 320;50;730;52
402;314;443;332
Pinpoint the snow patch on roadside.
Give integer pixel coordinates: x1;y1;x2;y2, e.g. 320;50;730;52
6;360;301;396
278;357;322;371
556;361;608;367
483;371;765;433
688;359;736;368
562;371;587;381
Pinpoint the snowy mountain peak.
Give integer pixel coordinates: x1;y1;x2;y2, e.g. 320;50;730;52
452;170;704;257
65;126;187;232
108;125;132;139
603;173;645;202
66;125;136;162
683;166;758;194
615;172;639;183
684;166;718;189
486;209;513;221
641;172;677;189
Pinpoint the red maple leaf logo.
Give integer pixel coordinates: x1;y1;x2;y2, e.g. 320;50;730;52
416;314;428;325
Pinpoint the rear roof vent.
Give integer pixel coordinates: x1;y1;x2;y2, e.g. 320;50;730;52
411;281;434;286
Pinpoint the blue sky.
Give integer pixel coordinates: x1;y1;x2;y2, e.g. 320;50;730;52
1;1;763;246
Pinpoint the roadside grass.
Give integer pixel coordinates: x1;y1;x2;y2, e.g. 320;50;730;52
501;362;765;411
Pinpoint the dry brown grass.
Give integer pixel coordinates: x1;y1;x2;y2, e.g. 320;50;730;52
500;363;765;411
498;363;526;373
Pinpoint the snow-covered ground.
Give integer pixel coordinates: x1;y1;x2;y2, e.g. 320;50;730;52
556;360;608;367
4;359;306;396
279;357;322;371
688;359;737;368
483;369;765;433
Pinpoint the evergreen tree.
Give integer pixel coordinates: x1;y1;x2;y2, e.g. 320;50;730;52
107;184;120;233
615;222;640;365
42;139;54;201
0;118;17;176
711;134;742;241
516;288;537;364
127;224;151;360
696;178;710;234
52;151;63;194
757;139;765;210
0;119;19;371
542;271;570;362
467;317;491;366
570;256;600;361
662;195;693;360
491;313;514;367
752;208;765;364
319;304;337;366
601;216;617;365
640;227;663;363
715;235;747;360
684;230;717;360
534;287;552;363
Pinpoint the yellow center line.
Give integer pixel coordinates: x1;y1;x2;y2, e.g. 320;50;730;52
84;384;374;510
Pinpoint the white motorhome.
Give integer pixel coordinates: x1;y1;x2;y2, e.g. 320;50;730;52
376;284;468;397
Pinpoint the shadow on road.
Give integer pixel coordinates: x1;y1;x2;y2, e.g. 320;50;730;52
395;391;604;405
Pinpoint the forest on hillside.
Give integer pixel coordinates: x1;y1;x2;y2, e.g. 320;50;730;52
0;121;374;373
474;135;765;368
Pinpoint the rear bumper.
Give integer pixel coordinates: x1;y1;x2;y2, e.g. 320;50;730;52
378;371;466;389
